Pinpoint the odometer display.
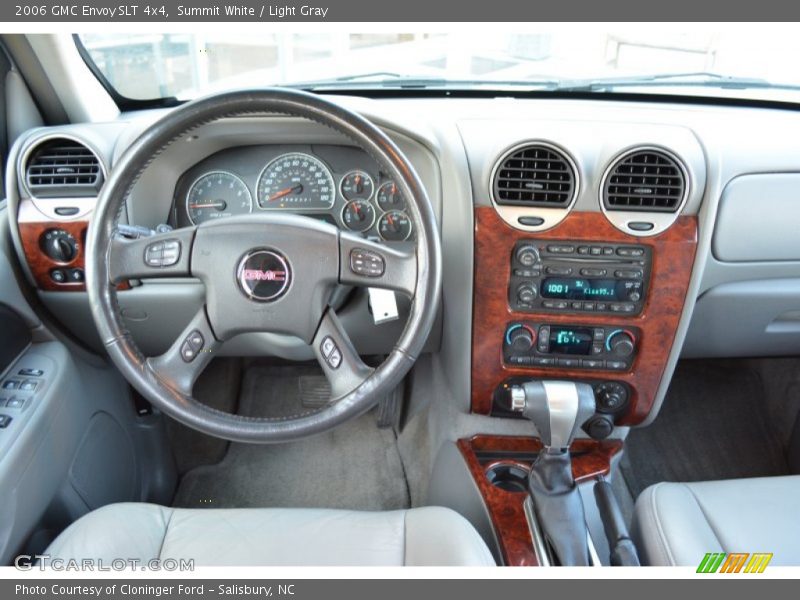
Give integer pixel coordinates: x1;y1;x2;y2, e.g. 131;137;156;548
186;171;252;225
257;152;335;211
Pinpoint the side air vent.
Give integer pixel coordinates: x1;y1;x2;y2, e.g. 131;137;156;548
25;137;104;198
492;144;577;208
603;149;686;212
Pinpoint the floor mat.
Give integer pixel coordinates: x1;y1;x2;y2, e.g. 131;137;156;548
622;360;789;499
173;363;410;510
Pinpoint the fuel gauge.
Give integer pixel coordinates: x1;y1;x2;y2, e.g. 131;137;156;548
378;210;412;241
342;200;376;232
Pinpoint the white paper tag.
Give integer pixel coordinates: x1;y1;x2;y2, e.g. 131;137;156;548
368;288;399;324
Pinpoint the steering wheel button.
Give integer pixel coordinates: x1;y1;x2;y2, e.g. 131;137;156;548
186;330;205;353
327;348;342;369
180;342;196;362
0;415;11;429
350;248;385;278
320;336;336;357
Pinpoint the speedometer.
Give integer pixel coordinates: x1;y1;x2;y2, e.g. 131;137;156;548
186;171;252;225
256;152;335;211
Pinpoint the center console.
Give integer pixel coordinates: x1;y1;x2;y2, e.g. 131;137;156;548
465;207;698;566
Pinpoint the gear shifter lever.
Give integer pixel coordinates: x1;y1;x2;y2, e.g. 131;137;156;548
510;381;596;566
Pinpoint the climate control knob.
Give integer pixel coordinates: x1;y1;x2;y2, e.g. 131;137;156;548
516;284;537;304
507;324;535;351
515;245;540;267
606;330;635;357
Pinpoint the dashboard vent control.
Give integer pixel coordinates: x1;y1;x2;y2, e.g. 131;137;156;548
492;144;576;207
25;138;104;198
603;149;686;212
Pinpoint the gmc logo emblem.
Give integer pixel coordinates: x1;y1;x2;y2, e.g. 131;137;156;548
242;269;286;282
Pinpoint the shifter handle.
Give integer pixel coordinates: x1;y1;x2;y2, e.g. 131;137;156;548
510;381;596;451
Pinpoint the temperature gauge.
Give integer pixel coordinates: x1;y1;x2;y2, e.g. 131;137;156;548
340;170;375;201
376;181;405;211
342;200;376;232
378;210;412;241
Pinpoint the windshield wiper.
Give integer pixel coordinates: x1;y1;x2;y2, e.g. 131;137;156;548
555;71;800;92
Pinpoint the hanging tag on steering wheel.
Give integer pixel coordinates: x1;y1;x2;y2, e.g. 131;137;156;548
368;288;399;324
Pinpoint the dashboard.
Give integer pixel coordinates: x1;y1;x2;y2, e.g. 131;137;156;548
171;145;413;242
6;94;800;428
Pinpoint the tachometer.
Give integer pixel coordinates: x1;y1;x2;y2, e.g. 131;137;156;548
186;171;252;225
257;152;335;211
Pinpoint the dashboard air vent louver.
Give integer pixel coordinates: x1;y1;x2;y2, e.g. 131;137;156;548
25;138;104;198
603;149;686;212
492;144;576;207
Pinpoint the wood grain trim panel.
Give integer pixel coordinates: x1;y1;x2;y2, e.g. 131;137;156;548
471;207;697;425
458;435;622;566
17;203;129;292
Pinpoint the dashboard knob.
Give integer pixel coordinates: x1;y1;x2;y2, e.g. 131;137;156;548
42;229;78;263
507;325;535;351
516;284;537;304
607;330;635;357
516;245;540;267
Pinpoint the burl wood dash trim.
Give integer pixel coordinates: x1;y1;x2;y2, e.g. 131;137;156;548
18;220;90;291
471;208;697;425
457;435;623;566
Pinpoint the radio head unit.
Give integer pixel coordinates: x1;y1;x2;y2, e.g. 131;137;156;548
509;240;652;316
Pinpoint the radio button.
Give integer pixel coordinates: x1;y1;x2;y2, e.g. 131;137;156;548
603;247;615;255
583;302;595;311
607;360;628;370
570;301;583;310
546;266;573;275
589;246;602;255
580;268;607;277
547;244;575;254
557;358;580;368
621;303;636;313
532;357;556;367
593;329;605;340
554;301;569;309
615;269;642;279
577;246;590;255
595;302;608;311
581;359;605;369
616;247;645;257
542;301;556;309
592;342;604;355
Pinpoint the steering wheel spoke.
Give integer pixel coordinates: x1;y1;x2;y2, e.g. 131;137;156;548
313;308;374;400
146;307;220;396
107;227;196;284
338;233;417;297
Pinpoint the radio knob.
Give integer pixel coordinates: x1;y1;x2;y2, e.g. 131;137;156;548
508;325;535;351
516;245;540;267
607;330;635;357
517;284;537;304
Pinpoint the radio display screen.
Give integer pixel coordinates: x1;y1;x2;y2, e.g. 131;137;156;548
541;278;620;300
548;327;593;355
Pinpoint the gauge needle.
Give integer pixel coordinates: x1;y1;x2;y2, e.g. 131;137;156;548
354;175;363;193
265;184;303;203
386;214;396;228
189;200;227;210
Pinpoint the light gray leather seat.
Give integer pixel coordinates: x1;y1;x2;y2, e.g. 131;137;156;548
633;476;800;566
45;503;495;566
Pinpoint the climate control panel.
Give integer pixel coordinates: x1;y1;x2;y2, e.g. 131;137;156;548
503;321;639;372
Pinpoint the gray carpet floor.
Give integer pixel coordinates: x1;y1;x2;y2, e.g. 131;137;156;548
622;360;789;499
173;363;410;510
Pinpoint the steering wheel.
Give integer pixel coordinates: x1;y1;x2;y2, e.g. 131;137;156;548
85;89;441;443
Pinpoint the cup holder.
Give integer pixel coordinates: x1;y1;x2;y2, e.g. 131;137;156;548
485;462;530;493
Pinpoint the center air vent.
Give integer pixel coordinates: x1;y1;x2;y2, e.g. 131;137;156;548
603;148;686;212
492;143;577;208
25;137;104;198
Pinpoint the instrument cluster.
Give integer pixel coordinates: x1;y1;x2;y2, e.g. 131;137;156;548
173;144;413;242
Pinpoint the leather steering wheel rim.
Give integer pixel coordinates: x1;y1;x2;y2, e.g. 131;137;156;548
86;88;442;443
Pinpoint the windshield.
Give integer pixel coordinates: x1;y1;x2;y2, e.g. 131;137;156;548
78;29;800;104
